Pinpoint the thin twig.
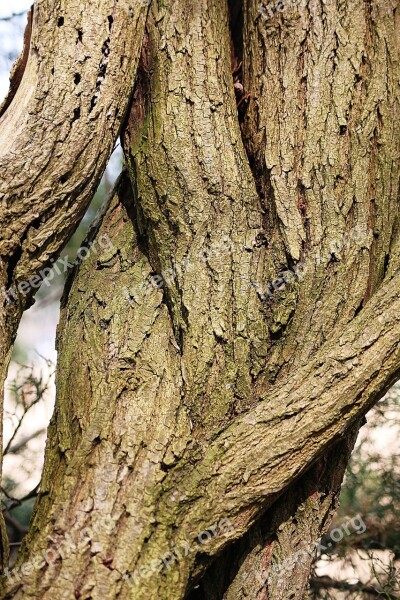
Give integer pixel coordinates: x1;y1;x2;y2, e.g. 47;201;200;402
311;575;399;599
1;483;40;511
7;428;47;454
0;11;27;22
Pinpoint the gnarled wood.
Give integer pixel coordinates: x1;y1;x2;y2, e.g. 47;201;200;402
1;0;399;598
0;0;148;568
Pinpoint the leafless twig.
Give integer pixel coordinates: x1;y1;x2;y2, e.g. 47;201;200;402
311;575;399;599
0;11;27;22
7;428;47;454
1;483;40;511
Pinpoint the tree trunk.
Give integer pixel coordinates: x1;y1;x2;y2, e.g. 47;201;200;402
0;0;148;568
186;422;362;600
1;0;400;598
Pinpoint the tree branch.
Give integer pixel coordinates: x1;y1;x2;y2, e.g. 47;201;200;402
0;0;149;304
1;484;39;512
5;428;46;455
0;0;149;572
134;270;400;596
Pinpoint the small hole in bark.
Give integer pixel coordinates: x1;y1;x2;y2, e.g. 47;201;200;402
6;246;23;288
72;107;81;122
77;29;83;42
330;252;339;263
108;15;114;30
60;174;69;184
340;125;347;135
57;16;64;27
74;73;81;85
270;328;284;341
384;253;390;276
102;37;111;57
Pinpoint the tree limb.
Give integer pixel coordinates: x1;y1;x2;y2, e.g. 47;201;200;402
0;0;149;573
0;0;148;294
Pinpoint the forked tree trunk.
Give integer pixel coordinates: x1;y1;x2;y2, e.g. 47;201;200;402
1;0;400;599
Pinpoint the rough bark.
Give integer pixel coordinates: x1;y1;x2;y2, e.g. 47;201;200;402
203;0;400;596
1;0;400;598
187;425;360;600
0;0;148;568
7;173;400;599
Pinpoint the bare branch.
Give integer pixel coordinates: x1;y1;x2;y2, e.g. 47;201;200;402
0;11;27;22
1;483;39;511
6;428;46;455
0;0;149;291
3;367;52;456
0;4;149;566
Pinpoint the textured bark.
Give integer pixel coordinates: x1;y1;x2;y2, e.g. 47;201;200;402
1;0;400;598
0;0;148;568
0;0;147;284
123;0;271;432
241;0;400;378
202;1;400;596
187;425;360;600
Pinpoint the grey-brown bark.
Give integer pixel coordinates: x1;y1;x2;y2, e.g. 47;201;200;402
0;0;149;568
186;424;360;600
1;0;400;598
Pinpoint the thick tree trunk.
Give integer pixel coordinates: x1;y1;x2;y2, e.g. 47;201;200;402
195;0;400;596
1;0;400;598
0;0;148;568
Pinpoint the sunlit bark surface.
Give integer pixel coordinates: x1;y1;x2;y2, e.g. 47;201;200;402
1;0;399;598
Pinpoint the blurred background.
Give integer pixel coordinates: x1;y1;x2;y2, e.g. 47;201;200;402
0;4;398;598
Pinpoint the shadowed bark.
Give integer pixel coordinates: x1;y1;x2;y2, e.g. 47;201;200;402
186;424;360;599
